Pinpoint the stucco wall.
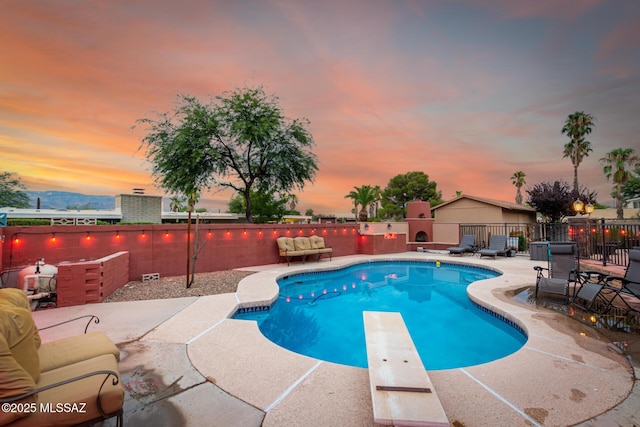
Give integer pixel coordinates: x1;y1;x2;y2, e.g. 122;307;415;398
434;198;503;223
434;198;536;224
432;223;460;244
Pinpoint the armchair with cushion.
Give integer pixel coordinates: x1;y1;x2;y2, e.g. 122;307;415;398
0;288;124;426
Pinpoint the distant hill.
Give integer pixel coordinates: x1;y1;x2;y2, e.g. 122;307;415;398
23;191;230;212
25;191;115;210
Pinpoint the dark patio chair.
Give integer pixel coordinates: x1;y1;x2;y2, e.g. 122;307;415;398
603;248;640;299
447;234;476;256
573;249;640;322
478;235;508;258
533;243;579;304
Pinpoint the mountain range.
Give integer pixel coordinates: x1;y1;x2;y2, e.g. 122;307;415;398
25;191;116;210
23;191;230;212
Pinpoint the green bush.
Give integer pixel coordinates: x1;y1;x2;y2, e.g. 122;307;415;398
7;219;51;226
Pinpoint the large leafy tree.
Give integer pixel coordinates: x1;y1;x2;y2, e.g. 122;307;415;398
0;171;30;208
227;190;287;223
511;171;526;205
380;172;443;219
600;148;639;219
136;95;216;288
561;111;595;193
212;87;318;222
344;185;380;222
526;180;596;222
137;87;318;224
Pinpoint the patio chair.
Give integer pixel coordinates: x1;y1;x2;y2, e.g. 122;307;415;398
574;248;640;319
478;235;508;258
447;234;476;256
533;243;579;303
602;248;640;299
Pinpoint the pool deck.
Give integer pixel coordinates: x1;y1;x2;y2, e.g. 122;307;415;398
32;253;639;426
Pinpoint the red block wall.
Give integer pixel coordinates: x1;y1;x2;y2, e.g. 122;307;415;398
56;251;129;307
56;261;102;307
99;251;129;299
2;224;361;282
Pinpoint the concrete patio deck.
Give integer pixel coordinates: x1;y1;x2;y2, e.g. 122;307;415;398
31;253;639;426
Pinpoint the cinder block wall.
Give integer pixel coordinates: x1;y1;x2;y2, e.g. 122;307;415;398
116;194;162;224
56;252;129;307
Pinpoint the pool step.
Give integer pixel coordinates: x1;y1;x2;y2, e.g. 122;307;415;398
363;311;449;427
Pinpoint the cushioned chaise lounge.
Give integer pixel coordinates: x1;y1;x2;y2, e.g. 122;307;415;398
0;288;124;427
478;235;508;258
447;234;476;256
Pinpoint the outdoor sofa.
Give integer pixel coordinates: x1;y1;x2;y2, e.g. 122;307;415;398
0;288;124;426
276;236;333;265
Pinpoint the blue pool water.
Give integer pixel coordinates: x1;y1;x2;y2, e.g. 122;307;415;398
234;261;527;370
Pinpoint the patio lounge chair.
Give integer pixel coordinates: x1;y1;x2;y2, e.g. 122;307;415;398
478;235;508;258
574;248;640;317
533;243;579;304
447;235;476;256
603;248;640;299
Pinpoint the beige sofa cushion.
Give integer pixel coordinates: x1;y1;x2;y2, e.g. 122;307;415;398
38;331;120;373
309;235;325;249
10;354;124;427
276;237;296;253
0;334;37;426
0;289;42;350
0;306;40;383
293;237;312;251
0;288;31;311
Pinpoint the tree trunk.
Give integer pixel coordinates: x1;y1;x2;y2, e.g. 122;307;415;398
616;185;624;219
358;207;368;222
186;209;192;288
573;164;579;194
515;189;522;205
244;189;253;223
189;214;200;286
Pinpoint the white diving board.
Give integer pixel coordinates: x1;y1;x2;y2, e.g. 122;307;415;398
363;311;449;427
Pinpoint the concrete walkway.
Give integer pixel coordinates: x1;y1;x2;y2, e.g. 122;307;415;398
31;254;639;426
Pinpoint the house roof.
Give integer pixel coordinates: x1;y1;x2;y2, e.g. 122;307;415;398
431;195;536;212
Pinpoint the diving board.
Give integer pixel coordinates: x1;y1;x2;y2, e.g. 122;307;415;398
363;311;449;427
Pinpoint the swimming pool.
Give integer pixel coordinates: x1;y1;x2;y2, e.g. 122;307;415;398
234;260;527;370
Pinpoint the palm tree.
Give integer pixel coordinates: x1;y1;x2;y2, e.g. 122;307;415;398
286;194;299;212
368;185;382;219
561;112;595;193
344;185;380;222
600;148;639;219
511;171;526;205
169;196;185;212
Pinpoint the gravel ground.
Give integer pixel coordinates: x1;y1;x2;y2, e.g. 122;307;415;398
103;270;255;302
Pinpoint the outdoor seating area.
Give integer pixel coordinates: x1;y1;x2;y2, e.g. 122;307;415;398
0;288;124;426
276;235;333;266
534;244;640;329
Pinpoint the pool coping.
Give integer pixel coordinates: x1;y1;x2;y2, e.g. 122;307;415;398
191;253;635;426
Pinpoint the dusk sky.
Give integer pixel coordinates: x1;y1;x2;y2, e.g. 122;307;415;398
2;1;639;214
